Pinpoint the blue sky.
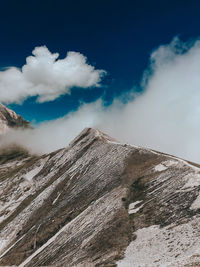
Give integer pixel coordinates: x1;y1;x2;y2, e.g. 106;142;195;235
1;0;200;122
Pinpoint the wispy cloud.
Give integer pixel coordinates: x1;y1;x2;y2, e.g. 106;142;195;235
2;37;200;163
0;46;106;104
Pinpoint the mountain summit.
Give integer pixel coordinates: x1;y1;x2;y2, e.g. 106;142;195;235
0;104;30;134
0;127;200;266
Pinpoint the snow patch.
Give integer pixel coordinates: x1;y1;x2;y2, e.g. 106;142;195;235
24;157;49;181
155;164;167;172
117;217;200;267
190;194;200;210
52;192;61;204
0;234;25;259
182;173;200;189
154;160;178;172
128;200;143;214
0;240;8;254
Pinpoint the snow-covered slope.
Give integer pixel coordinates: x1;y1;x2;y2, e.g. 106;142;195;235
0;103;30;134
0;127;200;266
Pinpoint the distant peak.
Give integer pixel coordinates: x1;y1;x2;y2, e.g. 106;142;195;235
0;103;31;134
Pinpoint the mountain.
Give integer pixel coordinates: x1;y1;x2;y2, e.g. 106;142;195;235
0;127;200;266
0;104;30;134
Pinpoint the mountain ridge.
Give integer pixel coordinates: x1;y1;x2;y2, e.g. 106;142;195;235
0;127;200;266
0;103;30;134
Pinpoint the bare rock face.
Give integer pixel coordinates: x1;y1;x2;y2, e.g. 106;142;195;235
0;104;30;133
0;128;200;266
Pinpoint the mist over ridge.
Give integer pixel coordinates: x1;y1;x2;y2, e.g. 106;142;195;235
1;37;200;163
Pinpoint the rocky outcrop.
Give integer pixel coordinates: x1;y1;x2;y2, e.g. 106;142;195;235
0;104;30;134
0;128;200;266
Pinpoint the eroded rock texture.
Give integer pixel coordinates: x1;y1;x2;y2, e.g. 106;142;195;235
0;128;200;266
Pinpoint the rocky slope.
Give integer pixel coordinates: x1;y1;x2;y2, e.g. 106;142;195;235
0;127;200;266
0;104;30;134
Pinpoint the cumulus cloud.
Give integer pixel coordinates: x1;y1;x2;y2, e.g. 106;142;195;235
0;46;106;104
2;37;200;163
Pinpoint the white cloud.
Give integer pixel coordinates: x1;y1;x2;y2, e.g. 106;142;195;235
2;37;200;164
0;101;103;153
99;37;200;162
0;46;106;104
